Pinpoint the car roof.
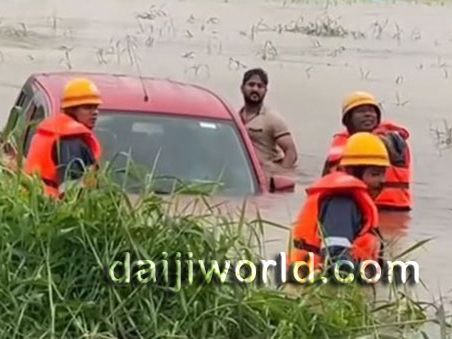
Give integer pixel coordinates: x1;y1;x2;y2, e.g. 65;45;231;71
32;71;235;120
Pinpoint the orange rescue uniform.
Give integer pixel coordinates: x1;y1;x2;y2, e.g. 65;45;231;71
325;121;412;211
24;113;102;197
289;171;381;269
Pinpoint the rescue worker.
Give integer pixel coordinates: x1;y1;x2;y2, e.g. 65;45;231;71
24;78;102;198
238;68;298;176
289;132;389;272
322;91;412;211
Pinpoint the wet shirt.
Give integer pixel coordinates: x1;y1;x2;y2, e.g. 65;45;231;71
318;195;363;261
239;105;291;173
52;136;96;186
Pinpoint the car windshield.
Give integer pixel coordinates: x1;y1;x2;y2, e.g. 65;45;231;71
94;111;258;196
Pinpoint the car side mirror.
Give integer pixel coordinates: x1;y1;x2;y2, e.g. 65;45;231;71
269;175;295;193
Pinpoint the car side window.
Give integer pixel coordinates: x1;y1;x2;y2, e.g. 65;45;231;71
15;89;30;108
3;83;34;147
14;80;36;110
22;87;49;156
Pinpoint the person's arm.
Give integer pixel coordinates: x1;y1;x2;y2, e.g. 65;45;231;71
378;132;408;167
276;135;298;168
271;113;298;168
318;195;363;263
52;137;96;192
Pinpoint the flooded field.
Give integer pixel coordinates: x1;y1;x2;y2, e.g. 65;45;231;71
1;0;452;335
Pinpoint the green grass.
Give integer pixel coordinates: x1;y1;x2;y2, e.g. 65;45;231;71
0;160;449;338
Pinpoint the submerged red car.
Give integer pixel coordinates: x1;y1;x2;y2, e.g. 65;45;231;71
3;71;295;196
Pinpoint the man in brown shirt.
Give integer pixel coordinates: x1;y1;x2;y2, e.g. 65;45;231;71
238;68;298;175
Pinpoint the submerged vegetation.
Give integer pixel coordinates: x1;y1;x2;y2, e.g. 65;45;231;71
0;159;449;338
251;15;366;39
429;119;452;154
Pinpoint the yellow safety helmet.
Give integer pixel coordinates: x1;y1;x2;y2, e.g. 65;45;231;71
341;91;381;125
339;132;390;167
61;78;102;109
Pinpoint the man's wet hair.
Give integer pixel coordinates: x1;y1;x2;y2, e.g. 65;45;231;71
242;68;269;86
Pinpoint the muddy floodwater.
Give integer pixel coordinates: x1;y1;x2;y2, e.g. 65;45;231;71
1;0;452;333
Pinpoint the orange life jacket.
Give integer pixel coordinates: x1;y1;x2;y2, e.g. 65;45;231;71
24;113;102;197
289;171;381;269
325;120;412;211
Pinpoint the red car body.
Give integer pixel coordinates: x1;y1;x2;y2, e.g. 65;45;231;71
6;71;295;194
